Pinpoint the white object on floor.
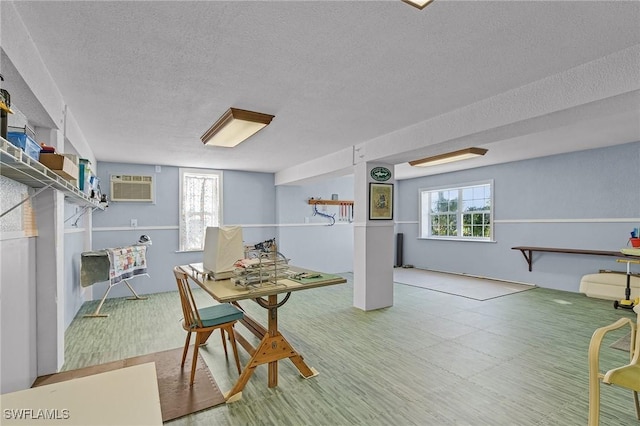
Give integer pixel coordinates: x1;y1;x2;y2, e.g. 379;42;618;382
0;363;162;426
579;272;640;300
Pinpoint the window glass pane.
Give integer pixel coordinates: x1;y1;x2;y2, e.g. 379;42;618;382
472;186;483;200
447;214;457;235
446;190;458;213
431;215;440;235
430;193;439;213
436;191;448;213
462;187;473;201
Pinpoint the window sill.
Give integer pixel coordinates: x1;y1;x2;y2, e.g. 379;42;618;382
419;237;496;243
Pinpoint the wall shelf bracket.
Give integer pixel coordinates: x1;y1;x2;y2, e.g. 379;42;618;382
1;183;53;218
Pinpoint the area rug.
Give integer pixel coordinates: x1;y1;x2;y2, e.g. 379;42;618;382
610;333;632;352
32;347;225;422
394;268;535;301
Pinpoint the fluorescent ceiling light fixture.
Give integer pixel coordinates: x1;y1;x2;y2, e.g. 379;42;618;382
409;147;488;167
401;0;435;10
201;108;275;148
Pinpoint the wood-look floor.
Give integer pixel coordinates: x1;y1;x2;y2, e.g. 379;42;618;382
63;273;638;425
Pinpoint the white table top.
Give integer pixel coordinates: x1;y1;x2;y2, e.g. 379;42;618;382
0;363;162;426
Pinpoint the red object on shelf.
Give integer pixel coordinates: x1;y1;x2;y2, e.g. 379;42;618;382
40;142;56;153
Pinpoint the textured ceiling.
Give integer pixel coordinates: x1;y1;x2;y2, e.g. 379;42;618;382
3;0;640;182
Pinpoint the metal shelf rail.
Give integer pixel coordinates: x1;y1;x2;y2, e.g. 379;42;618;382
0;137;102;217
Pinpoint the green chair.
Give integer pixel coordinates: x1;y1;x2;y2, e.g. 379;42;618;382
588;304;640;425
173;266;243;385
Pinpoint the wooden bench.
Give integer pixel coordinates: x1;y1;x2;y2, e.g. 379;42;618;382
511;246;640;272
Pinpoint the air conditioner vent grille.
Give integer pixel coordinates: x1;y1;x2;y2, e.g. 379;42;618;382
110;175;154;202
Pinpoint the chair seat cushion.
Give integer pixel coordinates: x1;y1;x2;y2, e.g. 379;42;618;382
604;364;640;391
196;303;243;328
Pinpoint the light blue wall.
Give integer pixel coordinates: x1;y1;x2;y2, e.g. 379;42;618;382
87;142;639;297
91;163;277;299
276;176;354;273
223;170;278;244
91;164;354;300
396;141;640;292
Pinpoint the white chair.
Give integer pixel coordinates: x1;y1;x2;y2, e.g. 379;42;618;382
588;304;640;425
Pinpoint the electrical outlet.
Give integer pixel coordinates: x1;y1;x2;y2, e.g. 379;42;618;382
130;219;138;227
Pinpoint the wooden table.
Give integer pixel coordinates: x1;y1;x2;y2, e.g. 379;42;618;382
180;263;346;402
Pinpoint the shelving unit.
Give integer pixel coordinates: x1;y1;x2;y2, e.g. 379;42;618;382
1;137;102;216
307;199;354;206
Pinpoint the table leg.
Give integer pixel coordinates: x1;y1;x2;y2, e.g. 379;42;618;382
267;295;278;388
224;294;318;402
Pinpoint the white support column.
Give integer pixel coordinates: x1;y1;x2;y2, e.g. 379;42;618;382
33;128;66;375
34;188;65;375
82;211;94;302
353;162;395;311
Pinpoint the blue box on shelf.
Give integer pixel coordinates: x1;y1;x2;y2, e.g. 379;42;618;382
7;131;40;161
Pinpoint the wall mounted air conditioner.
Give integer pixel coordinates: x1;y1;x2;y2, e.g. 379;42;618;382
110;175;154;202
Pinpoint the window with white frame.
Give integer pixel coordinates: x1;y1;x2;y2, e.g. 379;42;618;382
419;180;493;240
179;168;222;251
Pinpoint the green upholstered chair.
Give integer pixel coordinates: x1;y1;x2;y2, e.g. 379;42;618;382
588;304;640;425
173;266;244;385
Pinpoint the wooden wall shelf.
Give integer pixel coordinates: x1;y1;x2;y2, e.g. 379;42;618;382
512;246;640;272
307;199;354;206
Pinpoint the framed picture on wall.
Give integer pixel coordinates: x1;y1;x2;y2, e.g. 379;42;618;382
369;183;393;220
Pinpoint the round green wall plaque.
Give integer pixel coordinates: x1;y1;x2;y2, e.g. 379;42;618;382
370;167;391;181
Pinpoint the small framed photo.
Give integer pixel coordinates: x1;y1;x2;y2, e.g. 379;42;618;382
369;183;393;220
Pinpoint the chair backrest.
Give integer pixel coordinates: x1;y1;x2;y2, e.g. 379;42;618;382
173;266;203;329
